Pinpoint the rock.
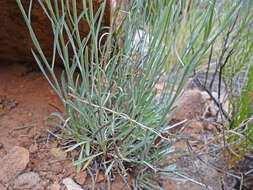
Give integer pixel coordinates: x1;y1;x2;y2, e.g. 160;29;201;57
50;182;61;190
0;0;111;64
200;91;210;102
173;89;206;122
0;146;29;183
63;178;84;190
10;172;45;190
74;171;87;185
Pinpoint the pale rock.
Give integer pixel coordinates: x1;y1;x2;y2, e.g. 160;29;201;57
11;172;45;190
63;178;84;190
0;146;29;183
200;91;210;102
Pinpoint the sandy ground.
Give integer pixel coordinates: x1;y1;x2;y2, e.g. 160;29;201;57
0;62;63;149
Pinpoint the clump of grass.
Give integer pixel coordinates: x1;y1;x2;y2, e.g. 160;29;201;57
17;0;239;188
218;0;253;163
226;26;253;161
227;64;253;163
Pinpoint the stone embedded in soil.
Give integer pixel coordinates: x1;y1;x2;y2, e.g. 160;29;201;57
0;146;29;183
63;178;84;190
10;172;45;190
173;89;206;122
74;171;87;185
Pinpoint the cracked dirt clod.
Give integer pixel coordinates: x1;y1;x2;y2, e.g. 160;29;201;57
0;146;29;183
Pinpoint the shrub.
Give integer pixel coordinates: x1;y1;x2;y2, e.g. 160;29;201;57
17;0;239;188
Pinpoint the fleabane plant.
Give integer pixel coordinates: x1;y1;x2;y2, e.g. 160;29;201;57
17;0;239;188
